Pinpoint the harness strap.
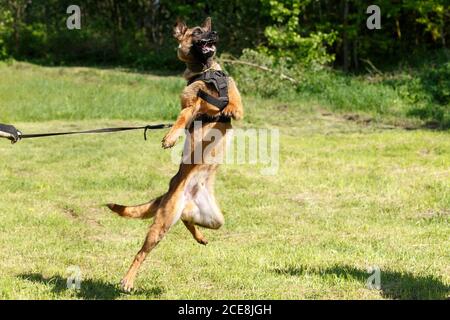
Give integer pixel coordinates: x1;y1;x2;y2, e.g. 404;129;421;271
194;113;231;124
197;90;229;110
188;70;230;111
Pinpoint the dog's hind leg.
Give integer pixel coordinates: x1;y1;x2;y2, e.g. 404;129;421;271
183;187;224;230
181;171;224;230
183;221;208;245
181;201;208;245
194;170;224;230
120;191;186;292
194;188;224;230
106;196;163;219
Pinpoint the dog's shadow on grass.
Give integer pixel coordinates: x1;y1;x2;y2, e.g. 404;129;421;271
273;265;449;300
18;273;163;300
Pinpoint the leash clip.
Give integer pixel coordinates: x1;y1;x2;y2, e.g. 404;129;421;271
144;124;172;141
12;131;22;144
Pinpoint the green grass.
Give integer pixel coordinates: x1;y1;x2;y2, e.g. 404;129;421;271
0;61;183;122
0;61;449;299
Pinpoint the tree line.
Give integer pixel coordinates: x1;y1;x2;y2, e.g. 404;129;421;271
0;0;448;71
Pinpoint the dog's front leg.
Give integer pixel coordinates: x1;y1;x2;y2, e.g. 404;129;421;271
162;107;198;149
162;85;204;149
221;79;244;120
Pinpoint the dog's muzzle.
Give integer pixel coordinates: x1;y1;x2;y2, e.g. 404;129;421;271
194;31;218;56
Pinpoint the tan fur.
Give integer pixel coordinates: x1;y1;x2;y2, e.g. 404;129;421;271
107;17;244;292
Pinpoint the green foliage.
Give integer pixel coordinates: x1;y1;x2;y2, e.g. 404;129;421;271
226;49;450;129
0;0;270;68
421;61;450;105
406;0;449;43
399;61;450;127
20;23;48;58
0;6;11;59
0;1;448;128
0;1;448;72
262;0;336;67
0;34;7;59
224;49;298;97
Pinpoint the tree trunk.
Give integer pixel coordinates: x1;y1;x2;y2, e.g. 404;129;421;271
342;0;349;72
9;1;22;55
353;39;358;70
395;19;402;39
109;0;122;58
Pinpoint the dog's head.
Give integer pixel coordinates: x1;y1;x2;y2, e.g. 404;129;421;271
173;17;218;63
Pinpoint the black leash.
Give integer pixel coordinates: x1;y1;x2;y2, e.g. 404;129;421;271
18;123;173;142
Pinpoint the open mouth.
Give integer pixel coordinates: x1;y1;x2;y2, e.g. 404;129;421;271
198;39;216;54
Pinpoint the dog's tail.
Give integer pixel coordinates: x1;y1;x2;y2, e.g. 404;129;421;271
106;196;162;219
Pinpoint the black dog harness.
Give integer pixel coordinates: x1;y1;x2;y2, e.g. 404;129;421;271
188;70;230;123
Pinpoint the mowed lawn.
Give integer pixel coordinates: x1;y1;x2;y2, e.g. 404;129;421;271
0;62;449;299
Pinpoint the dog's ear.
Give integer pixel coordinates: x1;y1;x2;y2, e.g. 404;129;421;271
173;19;187;41
201;17;212;32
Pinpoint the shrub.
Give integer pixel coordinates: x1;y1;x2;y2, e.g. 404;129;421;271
261;0;336;69
225;48;450;129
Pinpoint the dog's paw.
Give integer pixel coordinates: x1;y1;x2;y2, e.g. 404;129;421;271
197;238;209;246
161;134;177;149
222;105;243;120
232;108;243;121
221;105;234;118
120;277;134;293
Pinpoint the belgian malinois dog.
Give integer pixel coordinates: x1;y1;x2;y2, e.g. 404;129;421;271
107;17;243;292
